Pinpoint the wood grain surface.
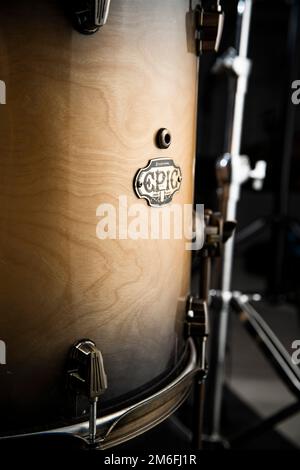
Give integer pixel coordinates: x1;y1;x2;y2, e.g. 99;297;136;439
0;0;199;432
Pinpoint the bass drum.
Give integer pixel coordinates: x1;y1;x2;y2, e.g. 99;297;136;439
0;0;199;448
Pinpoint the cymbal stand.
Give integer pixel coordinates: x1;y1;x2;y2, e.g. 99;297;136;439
203;0;267;445
205;0;300;448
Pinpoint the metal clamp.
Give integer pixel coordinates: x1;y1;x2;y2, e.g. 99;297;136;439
203;210;237;257
67;340;108;446
186;297;209;341
196;3;224;55
217;152;267;194
186;296;210;378
213;47;252;78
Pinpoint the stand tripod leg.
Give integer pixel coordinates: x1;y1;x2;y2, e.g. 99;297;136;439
235;217;267;245
229;401;300;448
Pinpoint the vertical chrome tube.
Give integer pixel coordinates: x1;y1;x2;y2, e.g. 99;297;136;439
207;0;253;442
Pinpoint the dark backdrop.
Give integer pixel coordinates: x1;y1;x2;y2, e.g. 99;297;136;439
195;0;300;297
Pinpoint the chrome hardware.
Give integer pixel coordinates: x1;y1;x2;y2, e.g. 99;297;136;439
186;296;209;449
67;340;107;446
217;152;267;195
196;3;224;55
186;297;209;343
71;0;111;34
2;339;198;450
156;128;172;149
213;47;252;78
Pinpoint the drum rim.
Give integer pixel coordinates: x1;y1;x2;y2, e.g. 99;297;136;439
0;338;199;449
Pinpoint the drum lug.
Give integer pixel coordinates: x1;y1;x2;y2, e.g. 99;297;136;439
195;3;224;55
71;0;111;34
67;340;108;446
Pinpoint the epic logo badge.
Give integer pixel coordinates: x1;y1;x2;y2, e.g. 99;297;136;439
134;158;182;207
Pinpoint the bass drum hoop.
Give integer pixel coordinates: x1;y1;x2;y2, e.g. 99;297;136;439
0;338;199;449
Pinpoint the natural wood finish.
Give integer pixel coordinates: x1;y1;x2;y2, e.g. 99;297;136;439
0;0;198;432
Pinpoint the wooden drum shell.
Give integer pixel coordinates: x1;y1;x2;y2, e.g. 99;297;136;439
0;0;198;434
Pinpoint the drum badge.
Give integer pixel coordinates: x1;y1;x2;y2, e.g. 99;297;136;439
134;158;182;207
